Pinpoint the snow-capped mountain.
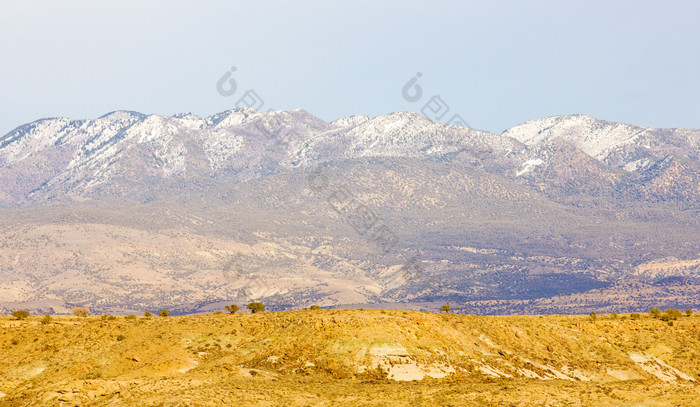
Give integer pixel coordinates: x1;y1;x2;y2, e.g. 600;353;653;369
0;109;697;206
503;114;699;171
1;109;698;315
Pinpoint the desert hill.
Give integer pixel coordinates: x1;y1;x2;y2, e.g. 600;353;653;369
1;310;698;406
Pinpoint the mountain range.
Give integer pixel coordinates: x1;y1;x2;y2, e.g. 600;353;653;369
0;108;698;315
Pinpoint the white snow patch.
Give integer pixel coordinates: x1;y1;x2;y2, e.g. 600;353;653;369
622;158;650;172
516;158;544;176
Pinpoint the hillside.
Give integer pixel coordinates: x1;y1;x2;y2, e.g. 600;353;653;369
0;109;698;315
1;310;698;406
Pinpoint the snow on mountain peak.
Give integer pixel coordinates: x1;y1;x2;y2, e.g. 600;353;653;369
503;115;648;160
331;115;370;128
1;109;697;205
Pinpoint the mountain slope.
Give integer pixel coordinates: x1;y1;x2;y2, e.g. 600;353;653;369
0;109;698;314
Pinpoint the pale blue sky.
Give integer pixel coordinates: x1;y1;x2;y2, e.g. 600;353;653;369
1;0;698;135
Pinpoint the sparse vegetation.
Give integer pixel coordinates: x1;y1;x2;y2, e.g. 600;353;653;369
650;307;661;318
441;305;451;313
686;308;693;317
0;310;698;405
144;311;152;318
72;307;90;317
225;304;240;314
630;313;641;320
41;314;52;325
11;310;30;320
159;310;170;317
664;309;683;320
0;310;699;405
309;305;322;311
125;314;137;320
247;302;265;313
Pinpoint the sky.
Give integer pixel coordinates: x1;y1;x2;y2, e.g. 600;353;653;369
1;0;699;135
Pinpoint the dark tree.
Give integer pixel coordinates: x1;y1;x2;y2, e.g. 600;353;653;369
247;302;265;313
12;310;30;320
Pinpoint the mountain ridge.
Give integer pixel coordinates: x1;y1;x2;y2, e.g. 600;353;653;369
1;109;697;207
0;109;697;314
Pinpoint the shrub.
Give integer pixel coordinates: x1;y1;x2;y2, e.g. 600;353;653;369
661;314;671;322
309;305;322;311
41;314;52;325
686;308;693;317
610;312;618;319
159;310;170;317
589;312;597;322
664;309;683;320
125;314;137;320
72;307;90;317
441;305;451;313
225;304;240;314
650;308;661;318
247;302;265;313
116;334;126;341
144;311;152;318
12;310;30;320
630;313;641;320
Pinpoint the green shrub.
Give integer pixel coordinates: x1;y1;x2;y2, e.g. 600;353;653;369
630;313;641;320
41;314;52;325
125;314;137;320
650;308;661;318
116;334;126;341
72;307;90;317
309;305;322;311
247;302;265;313
685;308;693;317
159;310;170;317
144;311;152;318
441;305;451;313
225;304;240;314
12;310;30;320
664;309;683;320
